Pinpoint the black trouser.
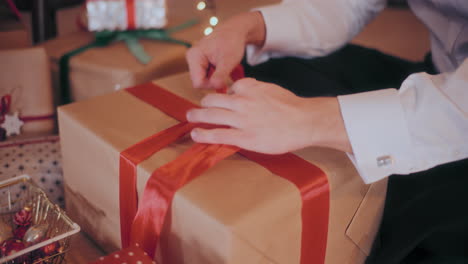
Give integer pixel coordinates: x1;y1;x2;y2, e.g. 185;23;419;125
243;45;468;263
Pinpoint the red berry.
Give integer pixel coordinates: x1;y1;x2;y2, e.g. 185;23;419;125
41;241;60;256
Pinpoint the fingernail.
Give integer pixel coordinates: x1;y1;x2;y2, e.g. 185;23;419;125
186;110;193;121
191;129;199;139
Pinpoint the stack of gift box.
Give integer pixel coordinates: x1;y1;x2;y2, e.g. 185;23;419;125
1;0;389;263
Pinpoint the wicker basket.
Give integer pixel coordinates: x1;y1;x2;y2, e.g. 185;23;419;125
0;175;80;264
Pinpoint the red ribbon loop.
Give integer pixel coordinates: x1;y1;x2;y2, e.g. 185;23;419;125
119;66;329;263
119;121;196;247
130;142;240;258
119;65;244;248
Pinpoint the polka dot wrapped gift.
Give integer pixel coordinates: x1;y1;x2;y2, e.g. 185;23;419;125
91;245;154;264
0;136;64;207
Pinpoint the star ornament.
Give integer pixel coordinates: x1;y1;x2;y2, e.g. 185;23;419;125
1;112;24;137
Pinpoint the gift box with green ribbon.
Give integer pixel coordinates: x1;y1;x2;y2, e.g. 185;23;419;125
40;0;287;104
42;16;201;104
58;19;198;103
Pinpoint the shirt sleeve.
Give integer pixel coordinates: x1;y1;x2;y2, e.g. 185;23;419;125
338;58;468;184
245;0;386;65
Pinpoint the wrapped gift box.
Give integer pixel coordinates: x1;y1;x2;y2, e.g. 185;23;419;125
0;17;30;50
41;29;200;104
58;72;388;263
0;48;55;140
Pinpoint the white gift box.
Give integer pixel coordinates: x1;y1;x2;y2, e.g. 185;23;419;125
87;0;167;31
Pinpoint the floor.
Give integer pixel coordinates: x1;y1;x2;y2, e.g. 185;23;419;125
65;232;105;263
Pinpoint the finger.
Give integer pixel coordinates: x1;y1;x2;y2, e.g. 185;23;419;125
207;59;240;90
187;108;241;127
186;48;210;89
230;78;259;95
200;93;243;111
190;127;244;146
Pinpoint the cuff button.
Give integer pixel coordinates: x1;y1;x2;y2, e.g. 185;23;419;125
377;155;393;167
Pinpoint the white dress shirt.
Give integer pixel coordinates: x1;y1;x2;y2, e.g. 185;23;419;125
246;0;468;184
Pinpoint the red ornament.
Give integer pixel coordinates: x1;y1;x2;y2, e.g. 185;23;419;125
13;226;28;240
41;241;60;256
0;238;25;257
13;207;32;227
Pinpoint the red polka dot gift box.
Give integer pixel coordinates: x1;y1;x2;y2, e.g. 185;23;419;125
91;245;154;264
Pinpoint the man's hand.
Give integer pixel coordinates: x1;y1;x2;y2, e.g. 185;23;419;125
187;78;352;154
186;11;266;90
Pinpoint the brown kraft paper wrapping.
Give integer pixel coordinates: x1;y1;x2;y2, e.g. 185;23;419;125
59;72;388;264
0;47;55;139
41;30;198;103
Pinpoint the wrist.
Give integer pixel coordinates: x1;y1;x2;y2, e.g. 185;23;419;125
244;11;266;47
300;97;352;153
221;11;266;47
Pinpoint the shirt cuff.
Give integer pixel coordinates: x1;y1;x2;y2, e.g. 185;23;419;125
338;89;415;184
246;4;294;65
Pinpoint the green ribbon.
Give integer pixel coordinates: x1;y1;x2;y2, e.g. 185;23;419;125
59;19;198;104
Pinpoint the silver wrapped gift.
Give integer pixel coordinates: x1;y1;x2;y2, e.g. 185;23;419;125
87;0;167;31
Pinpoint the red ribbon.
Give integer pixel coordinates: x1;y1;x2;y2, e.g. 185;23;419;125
20;114;56;122
125;0;136;30
5;0;22;21
0;94;55;124
117;68;330;263
0;95;12;122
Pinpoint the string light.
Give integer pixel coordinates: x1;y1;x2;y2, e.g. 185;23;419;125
197;0;218;35
209;16;218;26
196;1;206;10
204;26;214;35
